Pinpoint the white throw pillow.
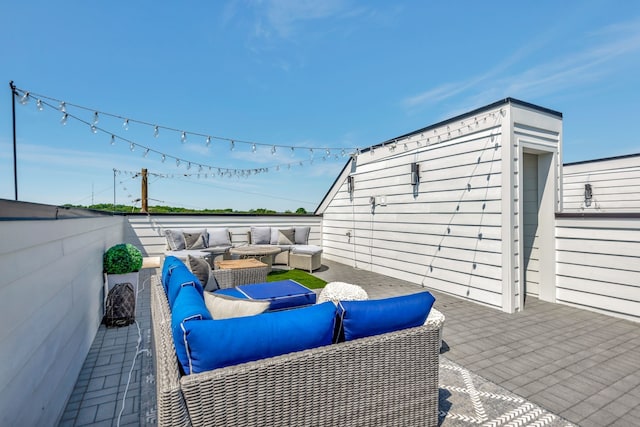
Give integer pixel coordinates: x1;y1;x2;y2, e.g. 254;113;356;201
203;292;270;320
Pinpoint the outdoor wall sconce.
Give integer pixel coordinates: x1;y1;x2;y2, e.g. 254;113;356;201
347;175;355;194
584;183;593;207
411;162;420;186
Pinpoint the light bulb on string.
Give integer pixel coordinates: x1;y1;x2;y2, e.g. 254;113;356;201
154;126;159;138
325;148;330;157
176;159;181;167
129;142;135;151
187;162;192;170
271;145;276;155
36;99;43;111
123;118;129;130
206;136;211;147
252;143;257;153
60;113;68;126
161;154;166;162
341;149;346;157
230;140;235;151
110;135;116;145
309;148;314;158
143;148;150;158
181;132;187;143
290;147;295;157
19;92;29;105
59;102;66;112
93;112;99;125
90;124;97;134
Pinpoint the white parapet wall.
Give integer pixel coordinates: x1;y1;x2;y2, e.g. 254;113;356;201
0;214;125;427
126;213;323;258
555;215;640;322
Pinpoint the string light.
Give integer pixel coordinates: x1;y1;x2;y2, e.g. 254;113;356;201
110;134;116;145
93;111;99;125
206;136;211;147
12;84;503;179
143;148;150;158
181;131;187;144
154;125;159;138
161;154;166;162
19;92;29;105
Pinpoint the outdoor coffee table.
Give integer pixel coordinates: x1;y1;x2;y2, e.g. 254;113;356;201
216;279;317;311
213;258;268;288
229;245;282;270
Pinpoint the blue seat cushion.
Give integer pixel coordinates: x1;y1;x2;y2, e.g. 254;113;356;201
176;301;337;374
167;265;203;309
161;256;185;293
171;286;212;374
339;292;435;341
213;287;246;299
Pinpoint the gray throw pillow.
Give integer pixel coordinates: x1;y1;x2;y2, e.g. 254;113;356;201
277;228;295;245
184;231;207;250
165;229;185;250
294;226;311;245
187;255;219;291
208;228;231;247
251;227;272;244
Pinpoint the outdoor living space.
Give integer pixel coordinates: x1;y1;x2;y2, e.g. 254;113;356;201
56;259;640;427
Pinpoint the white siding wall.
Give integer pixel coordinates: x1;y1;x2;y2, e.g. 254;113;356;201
322;108;507;308
0;216;125;427
563;155;640;212
126;214;322;257
555;217;640;321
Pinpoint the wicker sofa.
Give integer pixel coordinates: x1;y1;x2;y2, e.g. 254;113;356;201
151;273;444;427
246;226;323;272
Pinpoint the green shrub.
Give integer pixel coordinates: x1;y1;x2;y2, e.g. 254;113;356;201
104;243;143;274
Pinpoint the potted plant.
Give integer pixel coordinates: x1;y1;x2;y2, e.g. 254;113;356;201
103;243;143;327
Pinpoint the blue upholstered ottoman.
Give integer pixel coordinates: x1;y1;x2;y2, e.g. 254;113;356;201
215;279;317;311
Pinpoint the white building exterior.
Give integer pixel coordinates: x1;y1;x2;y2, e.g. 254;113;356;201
317;98;639;322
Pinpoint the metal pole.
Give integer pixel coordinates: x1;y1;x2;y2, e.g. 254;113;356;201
9;81;18;200
113;168;116;214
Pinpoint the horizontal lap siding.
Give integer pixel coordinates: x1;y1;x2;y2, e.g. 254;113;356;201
322;112;505;308
126;215;323;257
555;217;640;321
563;155;640;212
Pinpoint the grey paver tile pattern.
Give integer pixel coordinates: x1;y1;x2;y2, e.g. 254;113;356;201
58;259;640;426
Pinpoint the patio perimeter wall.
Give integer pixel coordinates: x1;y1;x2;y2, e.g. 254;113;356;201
0;207;125;426
125;213;323;257
555;214;640;322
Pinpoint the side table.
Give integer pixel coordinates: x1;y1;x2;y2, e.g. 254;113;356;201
213;258;269;288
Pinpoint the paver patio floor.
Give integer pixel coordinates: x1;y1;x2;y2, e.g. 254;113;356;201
59;260;640;426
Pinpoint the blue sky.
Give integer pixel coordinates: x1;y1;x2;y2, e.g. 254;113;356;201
1;1;639;212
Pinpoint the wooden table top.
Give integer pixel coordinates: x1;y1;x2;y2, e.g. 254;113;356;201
215;258;268;270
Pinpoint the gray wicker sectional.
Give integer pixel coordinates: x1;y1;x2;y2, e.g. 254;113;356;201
151;272;443;426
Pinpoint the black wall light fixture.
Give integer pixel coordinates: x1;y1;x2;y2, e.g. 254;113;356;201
584;183;593;207
411;162;420;186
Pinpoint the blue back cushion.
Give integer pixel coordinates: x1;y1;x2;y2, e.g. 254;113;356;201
171;285;212;374
161;256;185;293
176;301;337;374
340;292;435;341
167;265;203;309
